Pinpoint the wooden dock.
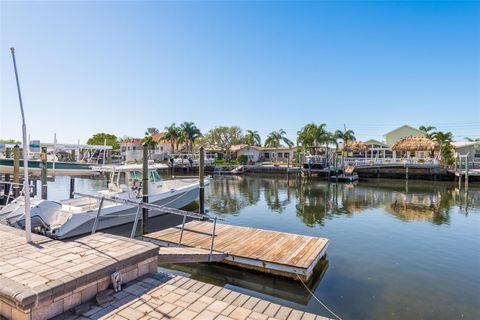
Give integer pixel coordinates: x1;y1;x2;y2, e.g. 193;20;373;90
143;221;329;282
158;246;227;264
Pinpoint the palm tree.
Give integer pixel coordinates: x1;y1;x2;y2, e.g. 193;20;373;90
432;131;453;162
163;123;180;153
264;129;294;162
335;128;356;146
145;127;159;136
297;123;328;155
419;125;437;139
244;130;261;146
464;137;480;142
142;135;158;160
180;122;202;153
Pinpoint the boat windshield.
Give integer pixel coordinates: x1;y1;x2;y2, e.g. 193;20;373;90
128;171;143;180
127;170;161;182
150;170;161;182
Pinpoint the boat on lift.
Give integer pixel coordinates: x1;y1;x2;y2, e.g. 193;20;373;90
0;163;208;239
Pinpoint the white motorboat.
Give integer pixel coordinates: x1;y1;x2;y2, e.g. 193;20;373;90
0;163;208;239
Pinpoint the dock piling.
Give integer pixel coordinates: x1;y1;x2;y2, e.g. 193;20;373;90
13;145;20;197
199;146;205;215
41;147;48;199
3;148;11;203
69;177;75;199
142;143;149;235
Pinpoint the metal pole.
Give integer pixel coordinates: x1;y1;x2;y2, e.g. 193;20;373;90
130;205;142;238
465;155;469;190
11;47;31;243
178;215;187;247
141;143;149;235
199;147;205;215
91;196;105;234
209;216;217;262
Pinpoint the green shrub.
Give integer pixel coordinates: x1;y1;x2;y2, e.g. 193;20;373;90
237;155;248;165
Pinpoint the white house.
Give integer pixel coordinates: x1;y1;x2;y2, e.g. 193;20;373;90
452;141;480;163
120;138;143;162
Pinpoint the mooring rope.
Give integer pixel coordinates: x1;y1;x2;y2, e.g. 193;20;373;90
296;274;343;320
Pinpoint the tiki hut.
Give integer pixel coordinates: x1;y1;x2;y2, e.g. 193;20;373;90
343;141;369;153
390;136;438;153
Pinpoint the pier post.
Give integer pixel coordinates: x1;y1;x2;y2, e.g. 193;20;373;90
4;148;11;203
13;145;20;198
405;166;409;181
465;157;469;190
41;147;48;200
69;177;75;199
199;146;205;215
107;150;112;164
141;143;149;235
71;149;76;162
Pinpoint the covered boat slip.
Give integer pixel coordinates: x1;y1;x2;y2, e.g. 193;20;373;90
143;220;329;282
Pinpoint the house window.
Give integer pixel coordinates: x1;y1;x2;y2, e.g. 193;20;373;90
278;152;283;158
132;146;136;151
121;147;126;152
127;146;130;150
265;153;270;159
284;153;289;158
160;146;163;151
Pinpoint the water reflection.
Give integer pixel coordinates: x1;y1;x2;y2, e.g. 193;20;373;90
206;175;479;226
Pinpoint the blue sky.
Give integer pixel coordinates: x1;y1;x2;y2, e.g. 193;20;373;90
1;1;479;144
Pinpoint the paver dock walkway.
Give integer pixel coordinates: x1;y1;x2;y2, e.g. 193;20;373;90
0;225;158;320
56;272;331;320
144;221;329;281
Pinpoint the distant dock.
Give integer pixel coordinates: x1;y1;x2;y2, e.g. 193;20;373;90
143;221;329;282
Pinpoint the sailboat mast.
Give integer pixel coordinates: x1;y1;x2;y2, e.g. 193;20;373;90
10;47;32;243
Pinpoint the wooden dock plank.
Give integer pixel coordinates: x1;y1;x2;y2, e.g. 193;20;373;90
157;247;227;264
144;221;329;281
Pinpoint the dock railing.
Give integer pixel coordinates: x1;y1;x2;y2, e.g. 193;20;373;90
72;192;220;262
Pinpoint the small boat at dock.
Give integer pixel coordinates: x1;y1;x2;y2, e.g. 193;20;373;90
0;163;208;239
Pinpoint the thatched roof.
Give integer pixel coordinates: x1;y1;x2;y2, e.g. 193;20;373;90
390;136;438;152
343;141;369;152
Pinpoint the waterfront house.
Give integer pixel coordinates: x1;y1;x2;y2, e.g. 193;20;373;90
231;144;295;163
151;132;174;160
383;125;426;146
452;141;480;164
120;138;143;162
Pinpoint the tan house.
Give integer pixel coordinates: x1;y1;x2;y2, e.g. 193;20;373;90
231;144;295;163
383;125;426;146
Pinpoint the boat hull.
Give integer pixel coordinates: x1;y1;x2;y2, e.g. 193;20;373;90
47;186;199;239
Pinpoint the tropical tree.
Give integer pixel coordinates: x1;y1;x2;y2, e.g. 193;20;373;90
297;123;328;154
264;129;294;162
163;123;181;152
464;137;480;142
432;131;454;164
419;125;437;139
145;127;159;136
142;135;158;159
201;126;243;160
244;130;261;146
86;133;120;150
334;128;356;146
179;122;202;153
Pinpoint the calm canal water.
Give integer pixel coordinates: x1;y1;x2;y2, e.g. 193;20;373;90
44;175;480;320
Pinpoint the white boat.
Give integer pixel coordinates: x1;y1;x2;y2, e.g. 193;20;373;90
0;163;208;239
